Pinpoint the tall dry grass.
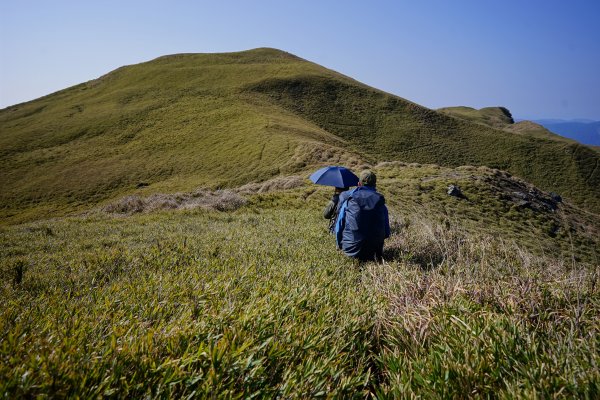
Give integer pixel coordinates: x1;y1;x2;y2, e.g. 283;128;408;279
364;215;599;397
1;197;598;397
103;189;247;214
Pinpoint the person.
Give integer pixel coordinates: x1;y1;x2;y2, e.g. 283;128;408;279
334;170;390;263
323;186;349;232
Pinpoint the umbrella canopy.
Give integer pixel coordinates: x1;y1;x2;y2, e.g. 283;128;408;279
309;166;359;188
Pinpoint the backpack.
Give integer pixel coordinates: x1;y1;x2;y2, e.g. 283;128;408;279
334;187;390;251
334;188;357;249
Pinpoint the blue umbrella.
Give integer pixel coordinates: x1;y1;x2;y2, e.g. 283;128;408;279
309;166;359;188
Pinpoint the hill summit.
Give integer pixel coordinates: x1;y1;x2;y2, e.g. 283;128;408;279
1;48;599;222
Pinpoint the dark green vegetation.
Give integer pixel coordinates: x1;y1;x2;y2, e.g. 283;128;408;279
2;165;599;397
1;48;600;224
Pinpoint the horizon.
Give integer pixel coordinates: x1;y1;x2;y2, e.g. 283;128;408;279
1;1;599;120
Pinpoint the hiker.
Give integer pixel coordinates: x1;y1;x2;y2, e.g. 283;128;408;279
334;170;390;263
323;186;349;232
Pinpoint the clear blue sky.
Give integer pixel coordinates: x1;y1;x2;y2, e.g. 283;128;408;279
1;0;599;120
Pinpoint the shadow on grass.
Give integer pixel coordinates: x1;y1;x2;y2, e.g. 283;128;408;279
383;247;444;271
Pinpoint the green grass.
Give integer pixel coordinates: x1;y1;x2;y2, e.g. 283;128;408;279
2;48;600;225
2;49;599;398
1;167;599;397
437;106;515;128
247;74;600;214
0;49;361;224
377;163;600;264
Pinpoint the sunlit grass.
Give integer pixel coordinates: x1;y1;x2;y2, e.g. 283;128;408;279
1;176;598;397
2;48;599;225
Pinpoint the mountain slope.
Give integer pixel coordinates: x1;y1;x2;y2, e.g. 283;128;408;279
1;161;599;396
0;49;363;223
246;80;600;212
1;48;599;223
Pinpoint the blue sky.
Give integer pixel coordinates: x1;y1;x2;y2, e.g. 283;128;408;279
1;0;599;119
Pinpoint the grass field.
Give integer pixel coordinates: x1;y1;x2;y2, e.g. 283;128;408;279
2;166;599;398
0;49;361;224
2;48;600;224
1;48;599;397
437;106;516;129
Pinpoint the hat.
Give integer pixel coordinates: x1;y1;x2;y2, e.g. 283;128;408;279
359;170;377;187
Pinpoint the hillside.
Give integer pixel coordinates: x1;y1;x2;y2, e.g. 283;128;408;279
1;47;599;396
0;49;364;223
248;80;600;211
1;48;600;224
2;163;599;397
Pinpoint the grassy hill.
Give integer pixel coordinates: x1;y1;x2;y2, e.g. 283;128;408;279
437;106;581;142
248;80;600;212
1;48;600;224
0;49;363;223
1;47;599;396
437;106;515;126
2;164;599;397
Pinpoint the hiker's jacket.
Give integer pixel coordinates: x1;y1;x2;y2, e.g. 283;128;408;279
335;186;390;261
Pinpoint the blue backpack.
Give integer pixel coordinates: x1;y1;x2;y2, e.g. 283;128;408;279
334;187;390;253
334;188;357;249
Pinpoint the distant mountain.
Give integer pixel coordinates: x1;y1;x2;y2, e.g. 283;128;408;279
530;120;600;146
439;107;576;142
2;48;600;223
532;118;596;125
